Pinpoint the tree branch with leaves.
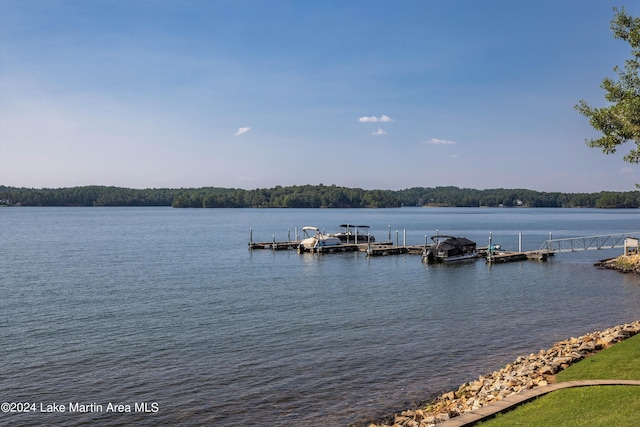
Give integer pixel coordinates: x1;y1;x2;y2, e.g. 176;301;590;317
575;7;640;167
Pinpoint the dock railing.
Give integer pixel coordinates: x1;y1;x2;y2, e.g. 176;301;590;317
539;232;640;253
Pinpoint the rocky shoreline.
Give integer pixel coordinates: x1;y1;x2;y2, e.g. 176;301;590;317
369;321;640;427
596;254;640;274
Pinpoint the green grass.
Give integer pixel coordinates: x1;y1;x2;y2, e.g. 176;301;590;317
476;333;640;427
480;387;640;427
555;333;640;381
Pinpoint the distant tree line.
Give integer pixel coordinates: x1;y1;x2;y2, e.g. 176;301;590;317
0;186;182;207
1;184;639;208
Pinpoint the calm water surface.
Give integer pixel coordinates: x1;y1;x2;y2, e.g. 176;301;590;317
1;207;639;426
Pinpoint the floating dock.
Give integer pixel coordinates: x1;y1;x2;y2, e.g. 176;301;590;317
246;228;640;266
366;244;426;256
486;250;554;263
249;240;425;255
298;241;399;254
249;239;555;262
303;243;361;253
248;227;567;264
248;241;301;250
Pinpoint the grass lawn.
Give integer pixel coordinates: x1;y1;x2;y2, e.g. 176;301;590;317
555;332;640;381
476;333;640;426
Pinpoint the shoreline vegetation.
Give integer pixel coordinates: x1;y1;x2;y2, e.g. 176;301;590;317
368;321;640;427
597;254;640;275
0;185;639;208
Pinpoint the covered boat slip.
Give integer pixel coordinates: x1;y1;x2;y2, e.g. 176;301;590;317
328;224;376;244
422;236;478;263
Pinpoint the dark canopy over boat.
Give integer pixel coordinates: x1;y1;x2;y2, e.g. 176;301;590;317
423;236;477;263
330;224;375;244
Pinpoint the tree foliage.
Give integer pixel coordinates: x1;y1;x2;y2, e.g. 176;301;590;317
1;184;639;209
0;186;182;207
575;7;640;164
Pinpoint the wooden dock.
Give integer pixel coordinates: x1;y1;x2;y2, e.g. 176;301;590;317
486;250;554;263
366;244;426;256
301;241;400;254
305;243;361;253
249;241;301;250
249;237;555;263
249;240;426;255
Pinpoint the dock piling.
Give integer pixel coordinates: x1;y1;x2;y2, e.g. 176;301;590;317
519;233;522;252
488;232;493;263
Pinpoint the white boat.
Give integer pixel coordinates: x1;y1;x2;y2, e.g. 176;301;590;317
299;226;342;250
329;224;375;244
423;236;478;263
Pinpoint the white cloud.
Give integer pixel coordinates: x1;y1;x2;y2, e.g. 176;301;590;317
371;128;388;136
424;138;456;145
620;167;635;175
358;114;394;123
234;127;251;136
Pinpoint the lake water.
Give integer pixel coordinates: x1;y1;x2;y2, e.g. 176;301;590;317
1;207;639;426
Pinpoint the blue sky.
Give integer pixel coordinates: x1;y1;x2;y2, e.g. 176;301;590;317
1;0;639;192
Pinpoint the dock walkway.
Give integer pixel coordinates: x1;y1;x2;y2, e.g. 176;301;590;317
486;250;554;263
249;239;427;254
302;242;411;254
366;244;426;256
249;241;301;250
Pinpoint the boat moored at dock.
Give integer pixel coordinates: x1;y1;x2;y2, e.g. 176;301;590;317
423;236;478;263
298;226;342;251
328;224;375;244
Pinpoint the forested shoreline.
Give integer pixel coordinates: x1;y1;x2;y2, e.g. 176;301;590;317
0;185;638;208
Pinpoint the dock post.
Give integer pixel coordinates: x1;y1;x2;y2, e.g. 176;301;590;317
272;235;275;250
488;231;493;264
519;233;522;252
396;230;399;246
388;225;391;242
250;227;253;245
288;229;290;242
403;229;406;247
